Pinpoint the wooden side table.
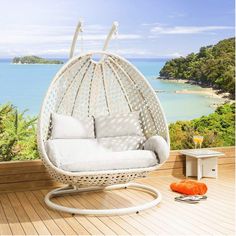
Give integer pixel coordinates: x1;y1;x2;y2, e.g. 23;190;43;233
180;149;225;180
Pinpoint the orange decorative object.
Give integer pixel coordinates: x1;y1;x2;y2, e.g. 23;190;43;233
170;180;208;195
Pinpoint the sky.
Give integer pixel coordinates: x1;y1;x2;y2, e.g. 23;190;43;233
0;0;234;58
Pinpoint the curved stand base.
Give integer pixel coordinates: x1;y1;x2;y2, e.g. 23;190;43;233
45;183;162;216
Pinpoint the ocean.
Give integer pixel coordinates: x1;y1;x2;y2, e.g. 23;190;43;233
0;59;223;123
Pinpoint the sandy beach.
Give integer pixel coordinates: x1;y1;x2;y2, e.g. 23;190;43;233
175;88;235;108
158;78;233;101
162;79;189;84
175;88;225;99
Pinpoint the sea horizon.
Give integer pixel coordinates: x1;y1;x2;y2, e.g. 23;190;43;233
0;57;172;63
0;59;224;123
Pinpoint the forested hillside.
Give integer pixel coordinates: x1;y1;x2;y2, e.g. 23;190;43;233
169;103;235;150
160;38;235;97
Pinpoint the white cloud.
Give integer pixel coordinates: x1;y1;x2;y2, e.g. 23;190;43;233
82;34;141;40
164;52;184;58
39;48;69;55
168;13;186;18
115;48;149;56
150;26;233;35
0;24;141;45
0;44;185;58
141;22;164;27
114;49;184;58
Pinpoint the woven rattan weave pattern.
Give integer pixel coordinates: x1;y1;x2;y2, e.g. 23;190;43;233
38;51;169;188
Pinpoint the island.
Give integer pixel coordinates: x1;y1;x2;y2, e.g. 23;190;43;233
158;38;235;99
12;55;64;64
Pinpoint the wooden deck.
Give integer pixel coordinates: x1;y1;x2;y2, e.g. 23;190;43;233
0;169;234;235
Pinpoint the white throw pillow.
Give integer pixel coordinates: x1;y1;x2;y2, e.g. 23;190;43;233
95;112;143;138
51;113;95;139
144;135;170;164
98;136;146;151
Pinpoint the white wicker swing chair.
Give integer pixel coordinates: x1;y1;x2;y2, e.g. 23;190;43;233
37;21;170;216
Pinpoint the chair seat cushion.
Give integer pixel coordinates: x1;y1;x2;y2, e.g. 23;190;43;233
46;139;157;172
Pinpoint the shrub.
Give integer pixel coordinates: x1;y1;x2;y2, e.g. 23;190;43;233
169;103;235;150
0;103;38;161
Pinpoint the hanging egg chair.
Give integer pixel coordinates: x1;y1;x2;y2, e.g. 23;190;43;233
37;21;170;215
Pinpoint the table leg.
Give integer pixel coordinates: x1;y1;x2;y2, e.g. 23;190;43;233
186;156;197;178
197;159;202;180
186;156;188;178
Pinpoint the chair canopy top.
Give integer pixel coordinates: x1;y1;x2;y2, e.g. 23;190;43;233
39;51;169;145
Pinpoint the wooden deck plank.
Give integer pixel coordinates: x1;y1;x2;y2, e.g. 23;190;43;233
0;180;57;193
7;193;38;235
78;193;130;235
32;190;78;235
0;169;234;235
86;191;143;235
100;189;171;235
0;199;12;235
53;197;92;235
24;191;64;235
56;193;103;235
42;190;103;235
63;193;116;235
94;191;155;235
142;176;235;234
15;192;51;235
0;194;25;235
157;176;235;218
0;172;51;184
132;180;224;235
0;160;43;168
114;187;200;235
0;165;46;176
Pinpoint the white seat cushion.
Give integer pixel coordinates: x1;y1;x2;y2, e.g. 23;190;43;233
51;113;95;139
98;136;146;151
46;139;157;172
95;112;143;138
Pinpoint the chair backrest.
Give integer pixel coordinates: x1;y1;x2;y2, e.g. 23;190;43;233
38;51;169;149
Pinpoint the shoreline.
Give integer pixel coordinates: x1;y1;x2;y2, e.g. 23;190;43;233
174;89;234;108
157;77;234;100
156;78;234;109
160;78;189;84
175;88;225;99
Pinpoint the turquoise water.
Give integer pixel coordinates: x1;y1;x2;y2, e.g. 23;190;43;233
0;59;222;123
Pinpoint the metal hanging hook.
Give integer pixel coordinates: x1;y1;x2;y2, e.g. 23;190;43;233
69;20;84;59
102;21;119;51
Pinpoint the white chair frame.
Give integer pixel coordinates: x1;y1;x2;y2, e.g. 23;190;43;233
37;21;169;216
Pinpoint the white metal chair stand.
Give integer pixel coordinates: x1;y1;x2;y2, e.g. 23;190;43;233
45;183;162;215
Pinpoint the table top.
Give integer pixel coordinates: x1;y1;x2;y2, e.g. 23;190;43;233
180;149;225;158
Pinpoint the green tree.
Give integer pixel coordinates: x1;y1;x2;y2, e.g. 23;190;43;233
169;103;235;150
160;38;235;97
0;104;38;161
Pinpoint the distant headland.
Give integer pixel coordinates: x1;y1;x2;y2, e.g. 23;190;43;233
158;37;235;99
12;56;64;64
